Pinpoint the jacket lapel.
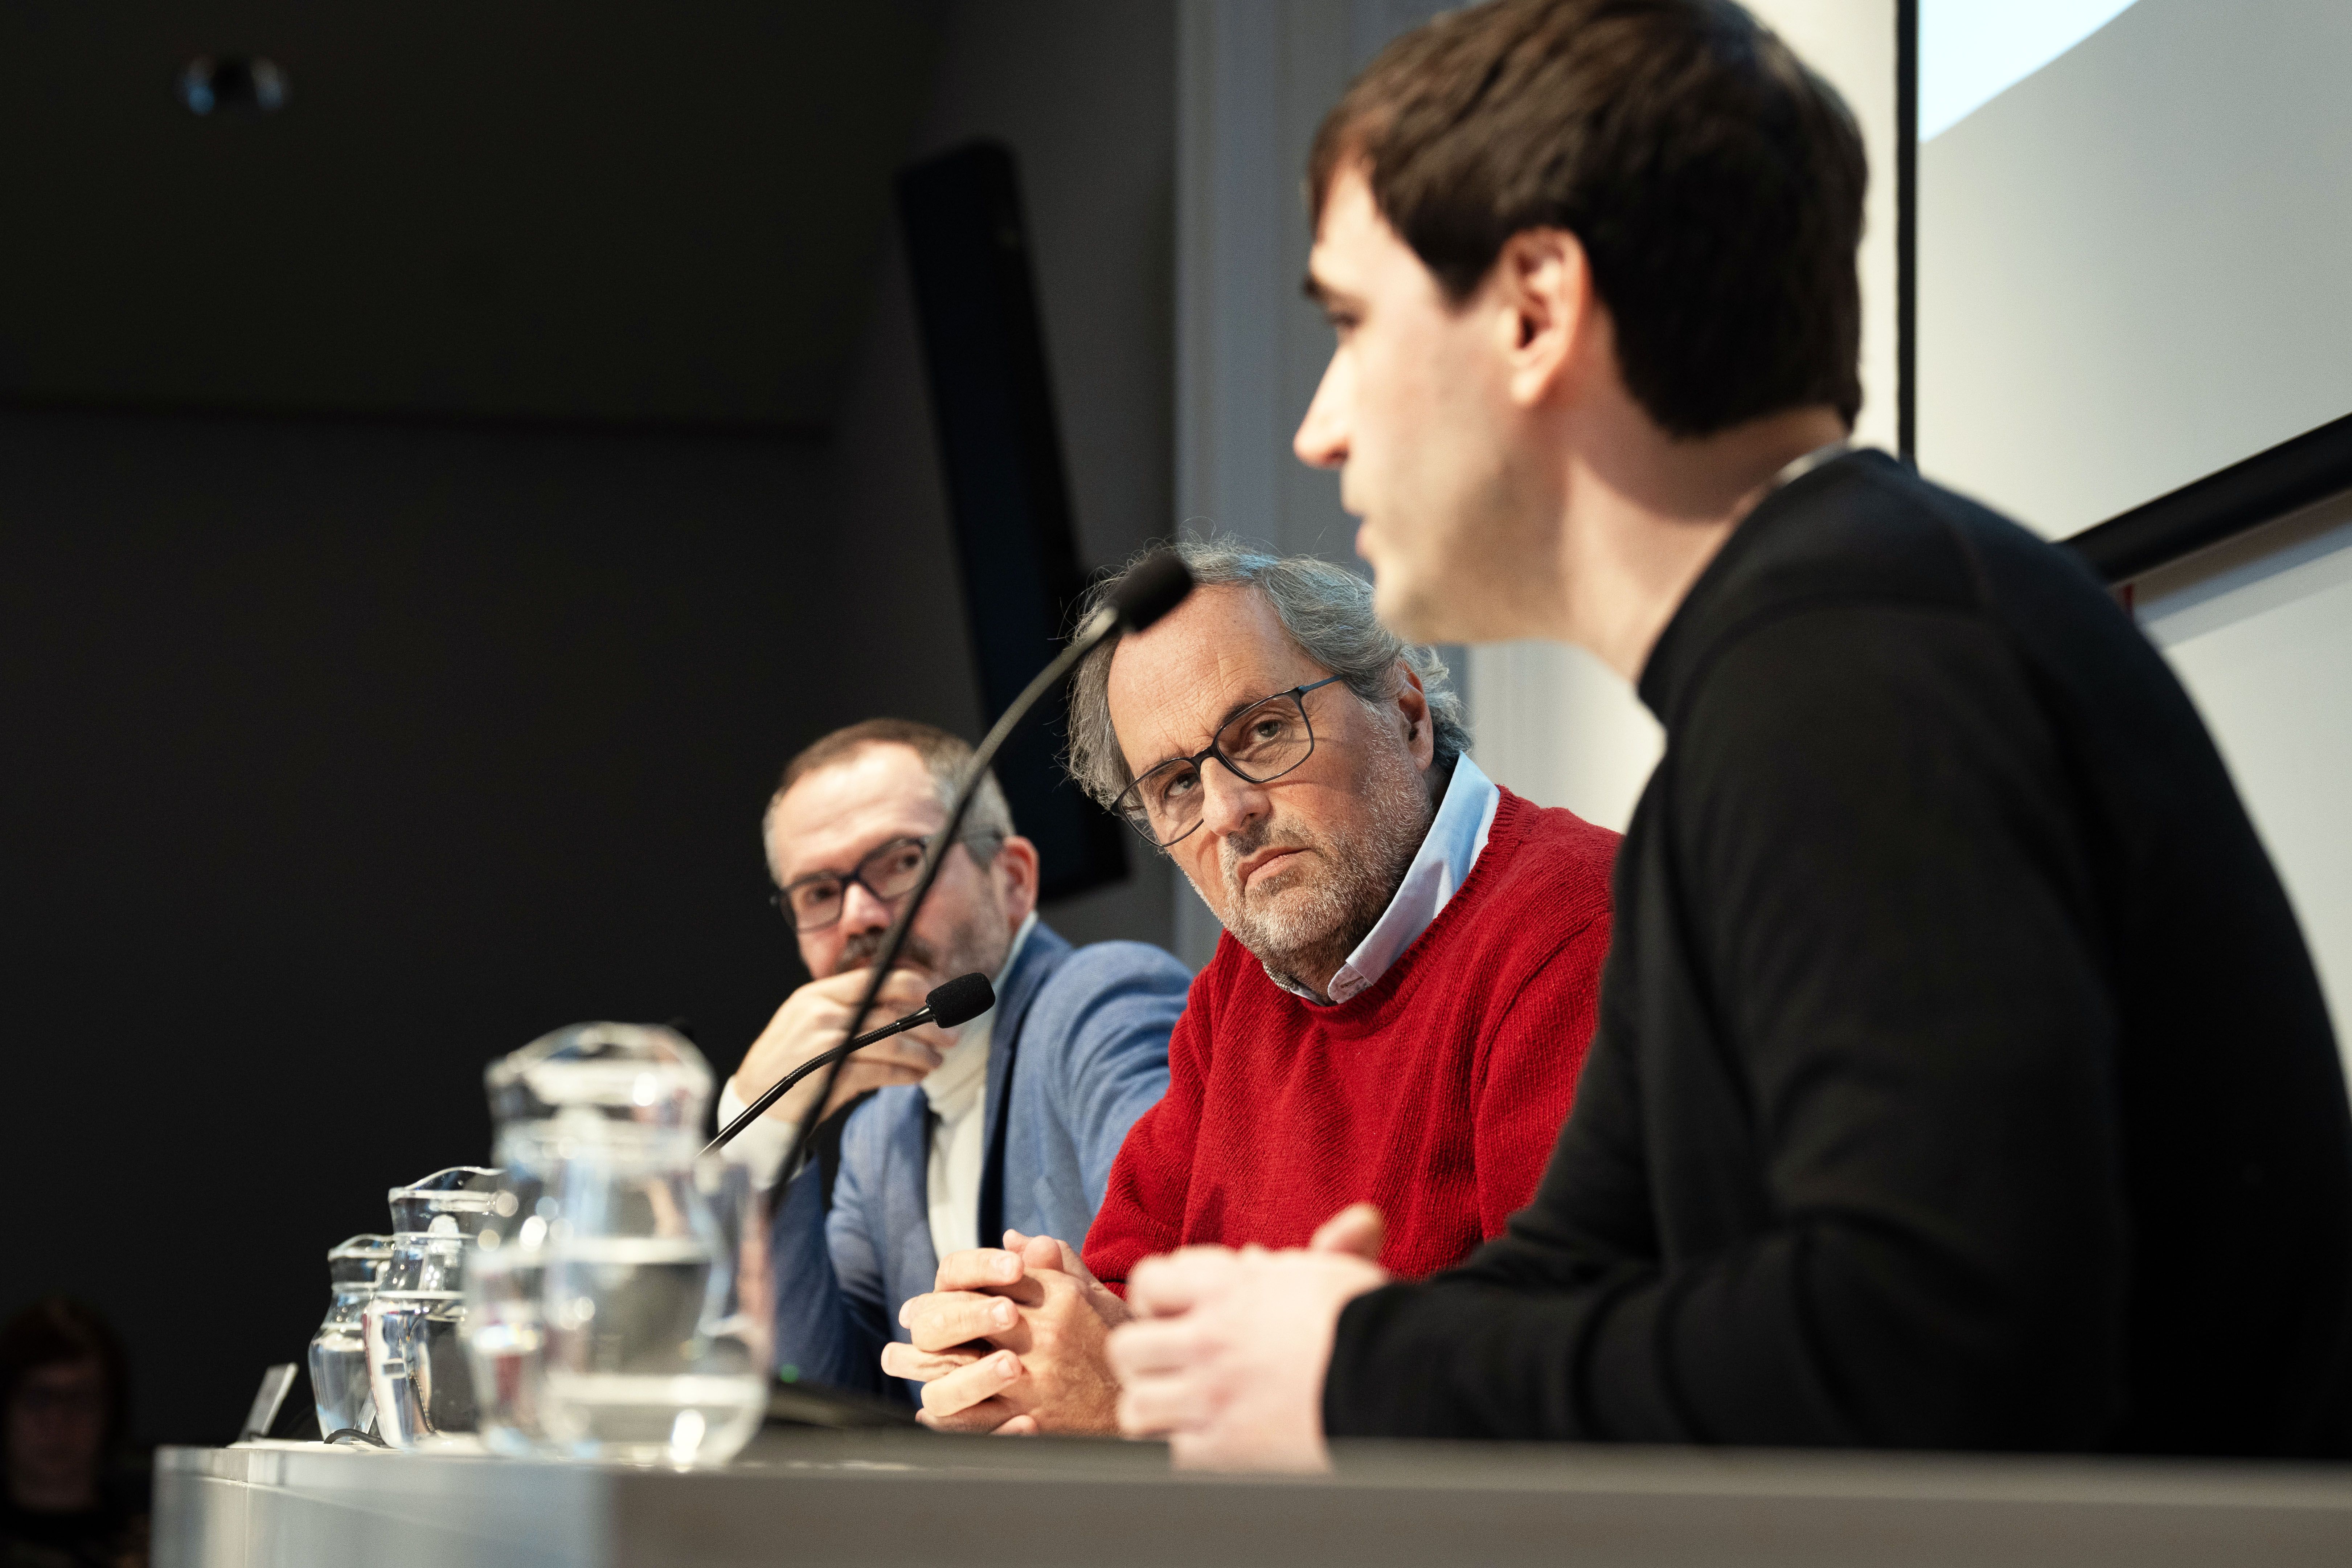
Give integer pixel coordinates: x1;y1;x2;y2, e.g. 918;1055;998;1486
975;922;1072;1247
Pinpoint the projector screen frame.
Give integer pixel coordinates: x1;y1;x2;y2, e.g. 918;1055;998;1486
2062;413;2352;585
1896;3;2352;586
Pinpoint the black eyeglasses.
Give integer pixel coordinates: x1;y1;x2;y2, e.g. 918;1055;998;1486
772;831;1000;934
1113;675;1345;848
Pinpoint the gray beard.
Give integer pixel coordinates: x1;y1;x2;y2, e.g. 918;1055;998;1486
1216;738;1434;998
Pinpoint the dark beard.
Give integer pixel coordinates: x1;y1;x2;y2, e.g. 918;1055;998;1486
832;907;1011;986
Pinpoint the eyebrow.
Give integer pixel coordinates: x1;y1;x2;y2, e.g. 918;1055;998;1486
1135;685;1307;778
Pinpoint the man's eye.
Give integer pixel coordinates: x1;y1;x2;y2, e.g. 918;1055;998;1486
890;847;923;874
1157;771;1197;805
792;881;840;912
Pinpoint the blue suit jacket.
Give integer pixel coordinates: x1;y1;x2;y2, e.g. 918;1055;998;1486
767;922;1190;1401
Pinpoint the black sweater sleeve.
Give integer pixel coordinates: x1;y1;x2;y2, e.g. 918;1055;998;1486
1324;606;2133;1447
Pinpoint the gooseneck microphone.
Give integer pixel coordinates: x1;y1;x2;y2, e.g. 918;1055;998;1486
739;549;1195;1182
705;971;995;1154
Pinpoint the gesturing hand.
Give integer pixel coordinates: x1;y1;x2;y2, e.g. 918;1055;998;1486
1107;1203;1390;1471
879;1231;1130;1435
732;967;950;1127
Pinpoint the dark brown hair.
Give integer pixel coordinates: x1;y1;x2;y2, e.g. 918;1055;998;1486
770;718;1012;862
0;1297;131;1462
1310;0;1865;437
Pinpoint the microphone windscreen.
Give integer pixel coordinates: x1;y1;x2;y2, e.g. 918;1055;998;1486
926;971;996;1029
1110;550;1194;634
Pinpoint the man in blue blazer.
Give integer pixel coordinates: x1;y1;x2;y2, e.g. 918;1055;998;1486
718;718;1191;1404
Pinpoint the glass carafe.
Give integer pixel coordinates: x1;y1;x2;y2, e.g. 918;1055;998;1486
364;1166;500;1450
308;1235;392;1438
464;1121;560;1457
482;1021;766;1466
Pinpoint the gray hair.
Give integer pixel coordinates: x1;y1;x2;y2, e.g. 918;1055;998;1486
1064;538;1470;809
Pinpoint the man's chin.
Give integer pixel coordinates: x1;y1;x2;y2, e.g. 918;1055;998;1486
1369;565;1452;644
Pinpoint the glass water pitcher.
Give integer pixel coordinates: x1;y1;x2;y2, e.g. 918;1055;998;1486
473;1020;768;1466
464;1119;561;1457
307;1234;392;1439
364;1166;500;1450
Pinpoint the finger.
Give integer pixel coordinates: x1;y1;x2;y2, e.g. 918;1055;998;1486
918;1396;1019;1434
809;969;892;1004
871;970;936;1014
991;1414;1040;1437
933;1248;1028;1293
813;970;929;1033
1005;1230;1064;1273
852;1035;942;1073
1116;1373;1218;1436
1048;1236;1097;1283
901;1291;1023;1352
1105;1318;1205;1380
1126;1247;1237;1319
879;1340;984;1383
920;1349;1023;1420
1309;1203;1386;1261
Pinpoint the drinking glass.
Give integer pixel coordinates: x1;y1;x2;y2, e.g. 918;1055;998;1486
364;1166;500;1450
308;1234;392;1438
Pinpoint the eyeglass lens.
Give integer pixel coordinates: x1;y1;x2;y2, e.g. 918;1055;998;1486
782;837;929;932
1127;692;1315;844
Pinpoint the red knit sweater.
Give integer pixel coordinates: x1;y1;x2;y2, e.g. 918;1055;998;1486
1085;788;1618;1288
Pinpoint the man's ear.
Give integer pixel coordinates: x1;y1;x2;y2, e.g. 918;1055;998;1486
991;835;1042;926
1491;226;1594;410
1392;661;1435;769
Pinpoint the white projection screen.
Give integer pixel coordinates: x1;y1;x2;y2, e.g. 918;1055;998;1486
1915;0;2352;542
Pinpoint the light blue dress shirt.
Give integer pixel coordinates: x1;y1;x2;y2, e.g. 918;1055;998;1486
1274;753;1502;1004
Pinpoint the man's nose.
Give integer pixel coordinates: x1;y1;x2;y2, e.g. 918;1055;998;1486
1198;760;1271;842
1293;349;1350;470
838;878;896;932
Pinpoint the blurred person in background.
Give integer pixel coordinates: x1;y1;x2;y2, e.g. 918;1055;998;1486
721;719;1191;1405
1;1298;146;1568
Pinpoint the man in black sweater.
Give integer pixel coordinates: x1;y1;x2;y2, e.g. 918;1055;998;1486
1106;0;2352;1467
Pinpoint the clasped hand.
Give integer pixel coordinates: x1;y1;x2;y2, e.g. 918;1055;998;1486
881;1231;1128;1434
1106;1203;1391;1471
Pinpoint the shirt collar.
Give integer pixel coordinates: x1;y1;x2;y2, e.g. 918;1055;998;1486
921;910;1036;1120
1267;754;1503;1005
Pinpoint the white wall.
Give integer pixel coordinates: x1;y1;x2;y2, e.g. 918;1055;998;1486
1917;0;2352;537
2136;493;2352;1072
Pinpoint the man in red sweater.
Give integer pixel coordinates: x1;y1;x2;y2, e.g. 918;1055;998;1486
879;541;1618;1433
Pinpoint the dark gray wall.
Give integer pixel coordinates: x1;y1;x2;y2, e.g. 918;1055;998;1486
0;0;1176;1444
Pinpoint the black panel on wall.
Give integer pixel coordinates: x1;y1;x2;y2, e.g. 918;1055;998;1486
896;140;1128;902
